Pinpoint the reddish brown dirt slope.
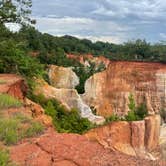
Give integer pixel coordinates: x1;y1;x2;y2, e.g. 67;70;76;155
0;74;27;99
10;128;164;166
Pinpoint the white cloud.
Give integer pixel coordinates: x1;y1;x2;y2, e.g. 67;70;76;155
160;33;166;39
76;35;122;44
91;6;116;17
35;16;129;43
91;0;166;20
32;0;166;43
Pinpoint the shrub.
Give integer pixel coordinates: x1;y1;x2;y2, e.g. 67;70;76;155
125;110;139;121
73;62;105;94
31;94;93;134
125;94;148;121
0;93;22;109
55;108;92;134
135;103;148;119
160;108;166;123
128;94;136;112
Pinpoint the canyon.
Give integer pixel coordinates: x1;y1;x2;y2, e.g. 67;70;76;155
0;59;166;165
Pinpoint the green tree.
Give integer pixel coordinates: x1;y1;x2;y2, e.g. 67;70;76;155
0;0;35;25
128;94;136;112
0;39;45;77
125;94;148;121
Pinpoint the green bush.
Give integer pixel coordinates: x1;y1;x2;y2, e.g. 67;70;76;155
128;94;136;112
54;108;92;134
73;62;105;94
125;94;148;121
31;94;93;134
136;103;148;119
125;110;139;121
0;93;22;109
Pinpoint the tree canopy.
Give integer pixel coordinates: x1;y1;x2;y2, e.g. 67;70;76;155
0;0;34;25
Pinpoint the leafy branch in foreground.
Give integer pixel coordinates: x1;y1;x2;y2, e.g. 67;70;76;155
0;0;35;25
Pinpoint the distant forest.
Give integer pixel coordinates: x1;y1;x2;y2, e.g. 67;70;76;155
0;0;165;80
17;26;166;63
1;24;166;77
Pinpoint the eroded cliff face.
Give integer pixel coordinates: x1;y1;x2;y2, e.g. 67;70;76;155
85;115;161;160
83;61;166;116
160;124;166;160
48;65;79;89
35;66;105;124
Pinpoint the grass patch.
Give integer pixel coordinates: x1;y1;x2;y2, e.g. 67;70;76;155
0;80;6;84
0;118;19;145
0;149;18;166
0;149;10;166
0;93;22;109
24;121;44;138
0;113;44;145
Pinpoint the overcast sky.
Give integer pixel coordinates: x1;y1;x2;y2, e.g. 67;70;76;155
32;0;166;44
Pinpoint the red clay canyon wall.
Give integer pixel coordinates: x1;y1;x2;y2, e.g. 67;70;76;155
83;61;166;117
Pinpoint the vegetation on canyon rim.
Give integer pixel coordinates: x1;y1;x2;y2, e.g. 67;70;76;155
106;94;148;123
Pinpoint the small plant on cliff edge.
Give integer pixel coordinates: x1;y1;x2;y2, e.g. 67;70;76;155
106;113;120;123
125;94;148;121
128;94;136;112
